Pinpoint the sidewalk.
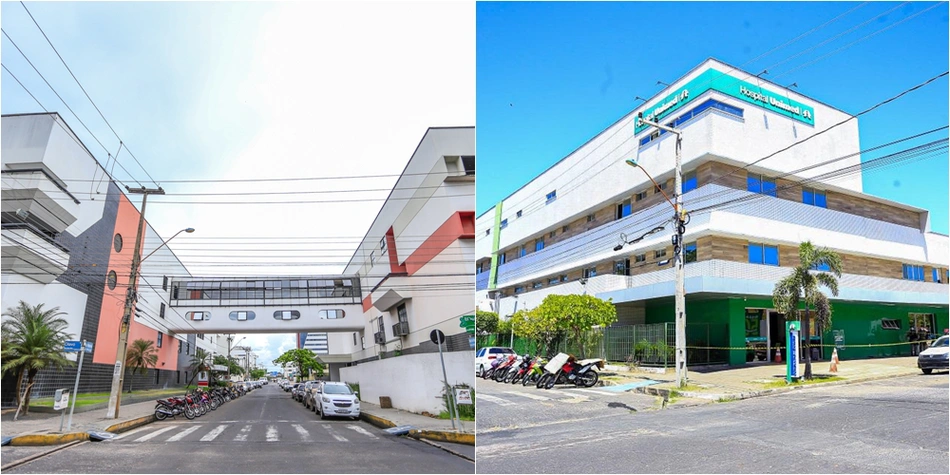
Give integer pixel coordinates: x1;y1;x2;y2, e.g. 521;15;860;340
610;356;929;406
359;402;474;459
1;399;157;444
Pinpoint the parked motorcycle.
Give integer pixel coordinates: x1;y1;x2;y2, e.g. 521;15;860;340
507;355;536;384
536;353;603;389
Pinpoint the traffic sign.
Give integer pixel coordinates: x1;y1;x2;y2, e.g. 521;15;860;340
53;389;69;410
84;341;94;354
64;341;82;352
430;329;446;345
455;388;472;405
459;315;475;333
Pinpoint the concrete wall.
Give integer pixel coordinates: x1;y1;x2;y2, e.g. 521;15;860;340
340;351;474;414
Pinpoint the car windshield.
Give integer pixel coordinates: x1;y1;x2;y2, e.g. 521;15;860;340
323;385;353;395
931;336;949;347
491;348;514;354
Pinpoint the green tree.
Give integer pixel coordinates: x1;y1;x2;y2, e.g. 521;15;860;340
772;241;842;380
273;349;324;381
535;294;617;358
0;301;75;419
475;309;499;334
125;339;158;393
249;368;267;380
186;348;212;386
213;354;243;377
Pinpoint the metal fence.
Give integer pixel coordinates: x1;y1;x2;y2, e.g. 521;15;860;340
477;322;736;367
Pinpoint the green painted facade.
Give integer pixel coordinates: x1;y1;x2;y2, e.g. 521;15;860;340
644;295;949;366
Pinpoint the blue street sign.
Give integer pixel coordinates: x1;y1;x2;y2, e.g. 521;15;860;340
84;341;94;354
64;341;82;352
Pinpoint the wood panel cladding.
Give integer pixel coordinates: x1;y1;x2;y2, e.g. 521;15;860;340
824;193;920;229
696;161;746;190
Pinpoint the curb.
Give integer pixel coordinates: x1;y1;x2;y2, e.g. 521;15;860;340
408;429;475;446
415;437;475;462
6;413;157;446
0;440;86;471
359;412;397;429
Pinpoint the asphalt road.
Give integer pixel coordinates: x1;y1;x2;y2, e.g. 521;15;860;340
4;384;473;474
476;374;949;473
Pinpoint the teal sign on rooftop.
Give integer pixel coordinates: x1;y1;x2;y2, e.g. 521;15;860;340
634;68;815;134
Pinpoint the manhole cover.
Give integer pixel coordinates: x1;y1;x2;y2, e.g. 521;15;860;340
87;431;118;441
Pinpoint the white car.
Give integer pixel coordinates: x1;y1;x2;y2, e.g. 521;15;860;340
918;335;949;374
315;382;360;420
475;347;516;376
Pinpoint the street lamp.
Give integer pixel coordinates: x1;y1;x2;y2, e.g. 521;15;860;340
624;112;689;388
106;223;194;419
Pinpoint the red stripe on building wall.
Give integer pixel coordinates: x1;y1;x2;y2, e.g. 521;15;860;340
386;227;407;274
362;294;374;313
403;211;475;276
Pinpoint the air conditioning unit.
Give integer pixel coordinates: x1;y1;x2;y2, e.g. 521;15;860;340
374;332;386;345
392;321;410;336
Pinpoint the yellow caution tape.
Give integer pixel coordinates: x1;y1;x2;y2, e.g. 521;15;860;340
683;339;938;351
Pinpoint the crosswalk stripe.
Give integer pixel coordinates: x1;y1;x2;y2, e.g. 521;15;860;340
233;424;252;441
478;393;516;406
323;424;348;442
292;424;311;441
565;388;617;396
504;391;551;401
199;424;229;441
166;425;202;441
266;425;279;442
347;425;379;439
113;425;153;440
134;426;178;442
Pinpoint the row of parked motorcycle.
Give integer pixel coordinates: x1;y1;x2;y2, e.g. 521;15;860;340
480;352;604;389
154;384;248;420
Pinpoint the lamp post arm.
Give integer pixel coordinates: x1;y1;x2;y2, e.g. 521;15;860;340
140;228;193;264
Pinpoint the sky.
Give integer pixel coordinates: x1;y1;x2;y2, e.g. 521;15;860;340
475;1;949;234
1;1;474;371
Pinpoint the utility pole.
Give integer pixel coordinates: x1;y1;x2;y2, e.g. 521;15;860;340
106;186;164;419
634;113;688;388
227;335;233;381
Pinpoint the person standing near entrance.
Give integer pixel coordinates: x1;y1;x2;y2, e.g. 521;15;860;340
908;327;920;356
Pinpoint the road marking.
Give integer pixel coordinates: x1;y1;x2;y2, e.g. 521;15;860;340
266;425;279;442
504;391;551;401
199;424;229;441
565;388;618;396
478;393;516;406
166;425;202;441
347;425;379;439
134;426;177;442
113;426;153;440
323;424;349;442
234;425;252;441
292;424;311;441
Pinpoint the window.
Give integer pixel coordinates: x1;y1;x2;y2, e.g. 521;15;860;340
881;319;901;330
485;229;490;236
812;262;831;272
377;317;385;337
635;253;646;263
654;249;667;259
107;270;117;290
560;274;569;283
520;245;527;258
549;230;556;239
159;303;165;319
747;174;777;197
380;237;387;253
902;264;924;281
113;233;123;252
684;242;697;263
546;190;557;204
535;239;544;252
157;332;163;348
188;311;211;321
615;259;630;276
461;155;475;176
514;286;524;294
635;191;648;202
197;333;204;340
178;340;182;354
933;268;940;283
616;199;632;220
516;210;522;218
319;309;345;319
370;251;375;263
562;225;569;233
162;276;168;291
639;99;745;147
748;243;779;266
654;182;667;194
548;277;560;285
274;310;301;320
583;267;597;278
533;281;543;289
396;304;408;324
802;188;827;208
682;171;697;194
353;333;358;346
500;219;508;230
500;253;507;264
229;311;255;321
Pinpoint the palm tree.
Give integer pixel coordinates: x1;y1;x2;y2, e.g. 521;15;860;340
1;301;75;419
186;348;212;387
772;241;842;380
125;339;158;393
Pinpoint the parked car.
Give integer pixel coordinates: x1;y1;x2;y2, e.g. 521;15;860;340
918;335;949;374
293;383;310;402
314;382;360;420
289;382;301;395
303;381;324;411
475;347;516;376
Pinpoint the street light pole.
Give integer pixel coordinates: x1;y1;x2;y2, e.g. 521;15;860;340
629;114;688;388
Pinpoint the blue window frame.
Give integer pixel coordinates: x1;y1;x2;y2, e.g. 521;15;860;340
682;171;697;194
499;253;506;264
748;174;776;197
749;242;779;266
546;190;557;204
932;268;940;283
803;188;827;208
812;262;831;272
520;245;527;257
639;99;744;147
500;219;508;230
535;239;544;252
902;264;924;281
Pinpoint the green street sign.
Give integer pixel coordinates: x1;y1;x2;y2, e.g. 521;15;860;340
460;315;475;333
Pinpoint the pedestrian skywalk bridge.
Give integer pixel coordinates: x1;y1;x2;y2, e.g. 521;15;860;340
114;421;382;444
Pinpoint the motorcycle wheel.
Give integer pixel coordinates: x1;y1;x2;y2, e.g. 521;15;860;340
503;370;517;384
510;373;523;384
545;375;557;390
536;373;551;389
482;369;495;380
522;374;535;386
210;399;218;410
184;406;196;420
494;368;508;382
154;409;168;421
578;370;599;388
